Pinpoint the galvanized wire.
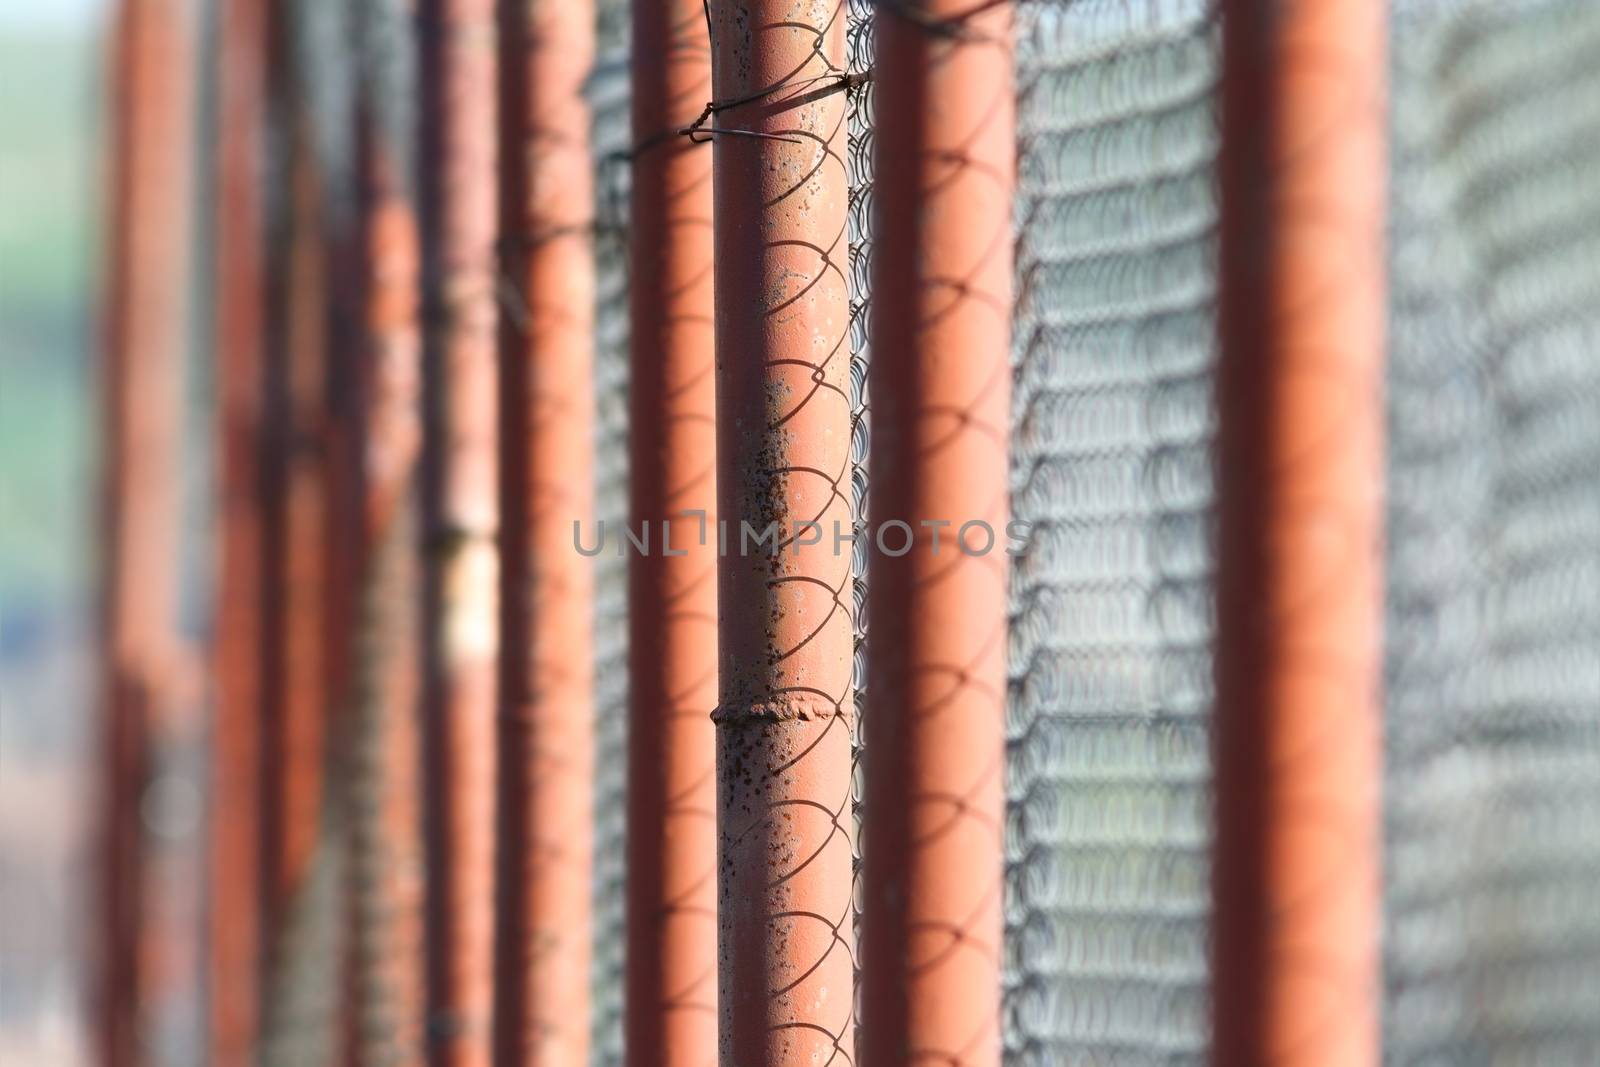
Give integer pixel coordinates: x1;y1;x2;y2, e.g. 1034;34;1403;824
845;0;874;1052
1384;2;1600;1063
1004;3;1218;1064
589;3;632;1062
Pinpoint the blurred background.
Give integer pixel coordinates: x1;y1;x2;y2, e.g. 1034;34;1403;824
3;3;114;1062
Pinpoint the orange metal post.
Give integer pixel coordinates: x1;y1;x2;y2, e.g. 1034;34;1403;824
1213;2;1386;1065
859;3;1013;1066
99;1;196;1063
418;1;499;1064
625;1;718;1065
261;117;334;934
345;56;427;1067
492;0;596;1064
209;0;269;1061
707;2;856;1064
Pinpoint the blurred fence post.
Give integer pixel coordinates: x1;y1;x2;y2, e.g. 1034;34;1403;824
492;0;597;1063
1214;1;1387;1064
624;1;719;1065
344;0;427;1057
859;2;1013;1065
209;0;269;1060
417;1;500;1064
99;1;199;1064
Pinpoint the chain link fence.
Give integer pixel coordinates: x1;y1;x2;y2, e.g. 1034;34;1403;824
237;3;1600;1065
1004;3;1218;1063
588;1;633;1061
1385;2;1600;1062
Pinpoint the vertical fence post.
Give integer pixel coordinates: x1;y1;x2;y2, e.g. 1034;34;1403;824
418;1;500;1064
493;0;597;1063
99;1;197;1063
625;0;718;1064
345;4;427;1057
706;2;856;1064
859;2;1014;1065
262;108;333;952
210;0;268;1061
1214;1;1386;1064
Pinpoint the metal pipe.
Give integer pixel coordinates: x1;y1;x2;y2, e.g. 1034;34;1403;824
417;2;500;1064
492;0;596;1063
99;2;197;1062
209;0;268;1060
1213;2;1386;1064
858;3;1013;1065
262;114;334;936
346;40;427;1063
707;3;856;1064
625;1;717;1065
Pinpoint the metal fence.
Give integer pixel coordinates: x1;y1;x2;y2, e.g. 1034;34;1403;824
589;2;633;1061
1384;2;1600;1062
1004;3;1218;1063
106;1;1600;1063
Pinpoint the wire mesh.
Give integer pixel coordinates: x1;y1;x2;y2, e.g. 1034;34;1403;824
588;2;632;1061
844;0;874;1052
1384;2;1600;1063
256;0;363;1058
1004;3;1218;1064
166;3;1600;1063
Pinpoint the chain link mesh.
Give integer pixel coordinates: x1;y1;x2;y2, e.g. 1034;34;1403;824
212;4;1600;1064
257;0;362;1057
1384;2;1600;1063
588;2;633;1062
844;0;874;1053
1005;3;1218;1064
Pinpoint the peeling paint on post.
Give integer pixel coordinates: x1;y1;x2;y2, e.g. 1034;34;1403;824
859;2;1013;1065
625;0;719;1065
707;2;857;1065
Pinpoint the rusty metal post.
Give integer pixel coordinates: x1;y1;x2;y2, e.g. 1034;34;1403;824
858;3;1013;1065
706;2;856;1064
1213;1;1386;1065
99;1;197;1063
417;1;499;1064
209;0;269;1061
625;1;718;1065
492;0;596;1064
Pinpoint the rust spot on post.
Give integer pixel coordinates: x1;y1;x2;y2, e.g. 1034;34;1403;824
708;2;856;1064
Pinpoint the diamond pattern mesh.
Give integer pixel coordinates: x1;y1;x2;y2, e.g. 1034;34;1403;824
845;0;874;1052
1004;3;1219;1064
208;4;1600;1064
588;2;632;1062
1384;3;1600;1063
